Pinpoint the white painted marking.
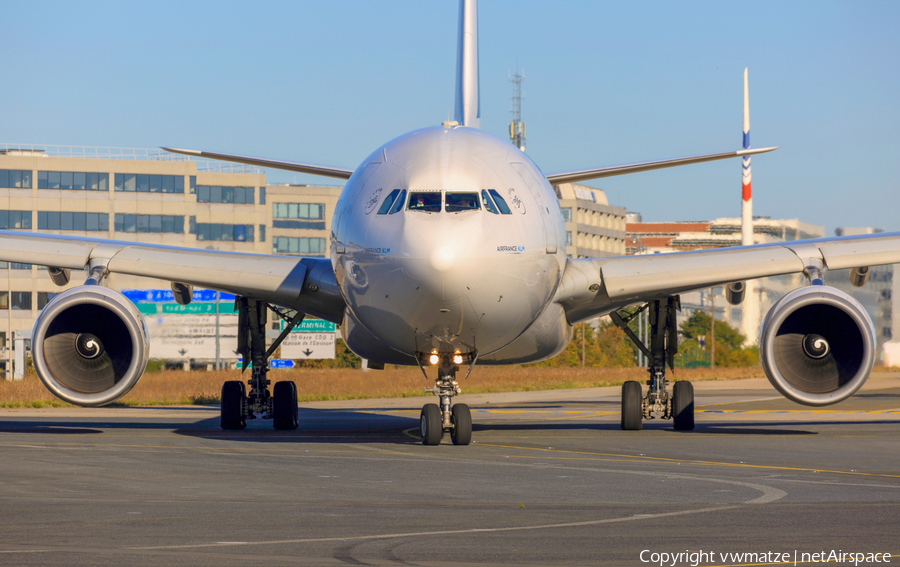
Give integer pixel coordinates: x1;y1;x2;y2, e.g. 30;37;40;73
133;505;738;550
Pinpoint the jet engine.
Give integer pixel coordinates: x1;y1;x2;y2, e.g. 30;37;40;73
759;285;875;406
32;286;149;407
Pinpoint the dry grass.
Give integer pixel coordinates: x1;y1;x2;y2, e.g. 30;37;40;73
0;365;768;408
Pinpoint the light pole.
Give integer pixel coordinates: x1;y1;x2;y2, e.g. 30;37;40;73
710;288;716;368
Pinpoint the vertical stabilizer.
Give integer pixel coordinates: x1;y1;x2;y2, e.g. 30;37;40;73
740;67;760;348
741;67;752;246
454;0;480;128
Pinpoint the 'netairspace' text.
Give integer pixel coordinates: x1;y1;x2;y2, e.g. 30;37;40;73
640;549;892;566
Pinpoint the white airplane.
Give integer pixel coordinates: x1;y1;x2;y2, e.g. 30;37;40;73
2;0;898;445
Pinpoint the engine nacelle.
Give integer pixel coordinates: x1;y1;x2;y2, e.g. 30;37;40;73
33;286;149;407
760;285;875;406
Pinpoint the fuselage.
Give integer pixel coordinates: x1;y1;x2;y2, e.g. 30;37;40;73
331;125;567;362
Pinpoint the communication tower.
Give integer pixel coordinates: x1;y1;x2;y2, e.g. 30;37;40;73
509;66;526;152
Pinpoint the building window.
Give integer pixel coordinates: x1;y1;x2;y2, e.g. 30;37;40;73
0;262;31;270
196;185;254;204
561;207;572;222
0;170;33;189
0;292;6;309
114;173;184;193
273;236;326;255
38;171;108;191
0;210;33;229
273;203;325;220
259;187;266;205
259;224;266;242
11;291;31;310
39;212;109;231
272;220;326;230
194;223;255;242
38;292;58;310
114;214;184;234
566;231;572;246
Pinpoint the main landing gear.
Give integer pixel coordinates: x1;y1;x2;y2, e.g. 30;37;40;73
418;352;474;446
220;297;305;431
611;296;694;431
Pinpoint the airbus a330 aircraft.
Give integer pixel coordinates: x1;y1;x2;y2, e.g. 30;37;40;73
2;0;899;445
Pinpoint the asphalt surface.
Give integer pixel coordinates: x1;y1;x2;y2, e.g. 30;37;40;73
1;373;899;567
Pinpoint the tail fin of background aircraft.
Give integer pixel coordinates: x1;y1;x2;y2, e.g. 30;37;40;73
454;0;480;128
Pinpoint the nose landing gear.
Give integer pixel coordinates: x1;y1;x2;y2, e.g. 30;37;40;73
417;352;475;445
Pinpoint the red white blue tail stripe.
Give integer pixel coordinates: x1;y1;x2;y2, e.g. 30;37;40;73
741;67;753;246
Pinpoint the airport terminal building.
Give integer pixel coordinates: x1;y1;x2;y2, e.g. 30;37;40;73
555;183;626;257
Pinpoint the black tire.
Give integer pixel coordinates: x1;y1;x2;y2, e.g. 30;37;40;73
221;380;246;430
273;381;299;430
621;380;643;431
420;403;442;445
672;381;695;431
450;403;472;446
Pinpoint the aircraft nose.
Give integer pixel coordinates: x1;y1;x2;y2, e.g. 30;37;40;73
429;244;457;272
400;213;485;300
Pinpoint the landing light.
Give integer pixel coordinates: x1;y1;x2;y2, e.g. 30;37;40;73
429;354;440;365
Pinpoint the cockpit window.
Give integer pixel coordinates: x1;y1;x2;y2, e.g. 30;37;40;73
388;189;407;214
377;189;401;215
407;191;442;213
481;190;499;214
445;192;480;213
488;189;512;215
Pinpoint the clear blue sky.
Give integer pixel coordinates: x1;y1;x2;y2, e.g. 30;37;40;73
3;1;898;234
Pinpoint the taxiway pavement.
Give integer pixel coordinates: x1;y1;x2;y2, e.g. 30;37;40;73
0;373;898;566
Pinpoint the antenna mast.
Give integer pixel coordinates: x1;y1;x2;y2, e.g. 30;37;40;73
509;66;526;152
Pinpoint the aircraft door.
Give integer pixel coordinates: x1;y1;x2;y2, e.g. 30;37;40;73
511;162;557;254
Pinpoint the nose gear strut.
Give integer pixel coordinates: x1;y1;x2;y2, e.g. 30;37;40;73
610;296;694;431
416;350;476;445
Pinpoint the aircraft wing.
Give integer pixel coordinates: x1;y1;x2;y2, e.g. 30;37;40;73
554;232;900;324
544;147;777;185
0;230;345;323
160;147;355;180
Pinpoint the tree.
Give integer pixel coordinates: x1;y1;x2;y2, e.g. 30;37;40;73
678;311;759;367
530;318;635;367
680;310;745;348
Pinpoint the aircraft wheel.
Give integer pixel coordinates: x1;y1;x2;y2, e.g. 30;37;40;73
221;380;247;430
672;381;695;431
450;403;472;446
420;403;442;445
621;380;643;431
273;381;299;430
